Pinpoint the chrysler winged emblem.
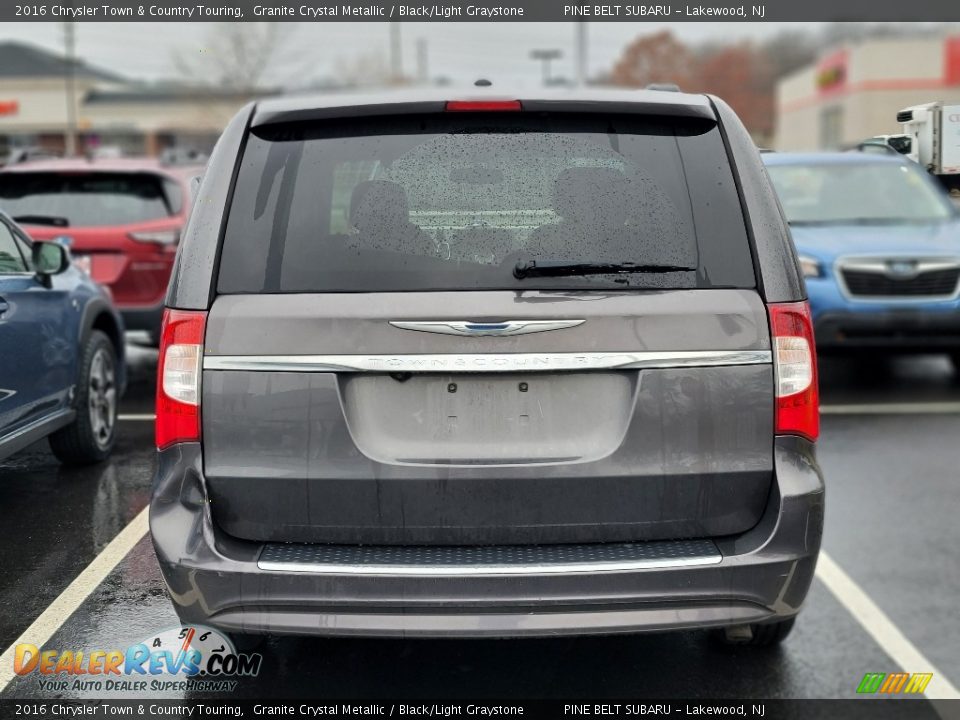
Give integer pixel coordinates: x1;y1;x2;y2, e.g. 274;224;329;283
389;319;585;337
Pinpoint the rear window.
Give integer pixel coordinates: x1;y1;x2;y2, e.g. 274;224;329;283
0;172;182;227
218;113;755;293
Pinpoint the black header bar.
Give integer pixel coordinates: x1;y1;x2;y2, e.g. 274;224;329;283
5;0;960;22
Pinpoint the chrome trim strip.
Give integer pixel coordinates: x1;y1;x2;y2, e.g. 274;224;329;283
257;554;722;577
390;319;586;337
204;350;771;374
840;260;960;275
834;254;960;303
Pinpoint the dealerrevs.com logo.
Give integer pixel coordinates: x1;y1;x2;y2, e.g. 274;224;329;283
13;626;261;693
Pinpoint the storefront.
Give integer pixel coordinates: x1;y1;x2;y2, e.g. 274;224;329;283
775;35;960;150
0;40;258;160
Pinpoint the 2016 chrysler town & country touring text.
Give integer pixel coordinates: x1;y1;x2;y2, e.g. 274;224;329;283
149;87;824;647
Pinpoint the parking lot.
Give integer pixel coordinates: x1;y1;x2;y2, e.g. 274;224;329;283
0;343;957;702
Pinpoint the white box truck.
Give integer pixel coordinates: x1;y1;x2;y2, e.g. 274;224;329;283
897;101;960;175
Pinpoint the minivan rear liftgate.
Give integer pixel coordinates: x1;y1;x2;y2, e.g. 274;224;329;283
193;289;775;546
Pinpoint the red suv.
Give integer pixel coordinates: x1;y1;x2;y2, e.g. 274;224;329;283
0;158;202;342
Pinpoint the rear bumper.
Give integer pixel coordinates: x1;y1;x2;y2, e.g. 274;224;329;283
814;309;960;351
149;437;824;638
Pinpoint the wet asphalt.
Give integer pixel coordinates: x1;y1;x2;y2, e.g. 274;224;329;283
1;344;959;701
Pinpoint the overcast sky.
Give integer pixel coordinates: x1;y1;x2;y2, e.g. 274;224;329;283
0;22;825;87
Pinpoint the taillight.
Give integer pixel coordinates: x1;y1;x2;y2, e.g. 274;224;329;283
768;301;819;442
156;309;206;450
445;100;522;111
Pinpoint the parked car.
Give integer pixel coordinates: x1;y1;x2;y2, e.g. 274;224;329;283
852;135;912;156
764;152;960;369
0;157;203;344
0;211;125;464
151;88;823;647
1;147;62;167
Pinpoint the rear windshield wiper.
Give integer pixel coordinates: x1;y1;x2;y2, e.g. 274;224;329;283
12;215;69;228
514;260;695;279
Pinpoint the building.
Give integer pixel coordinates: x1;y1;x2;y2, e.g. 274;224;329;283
0;41;261;159
775;36;960;151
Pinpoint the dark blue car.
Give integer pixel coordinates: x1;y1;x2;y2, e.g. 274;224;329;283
0;211;125;464
764;152;960;370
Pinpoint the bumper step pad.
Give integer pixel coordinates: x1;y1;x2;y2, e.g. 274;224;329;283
258;539;721;576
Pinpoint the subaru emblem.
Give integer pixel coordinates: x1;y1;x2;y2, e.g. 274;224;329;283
885;260;918;279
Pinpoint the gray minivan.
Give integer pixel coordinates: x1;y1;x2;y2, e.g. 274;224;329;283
150;88;823;646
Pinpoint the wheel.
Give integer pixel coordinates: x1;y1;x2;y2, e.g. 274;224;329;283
716;617;796;647
49;330;119;465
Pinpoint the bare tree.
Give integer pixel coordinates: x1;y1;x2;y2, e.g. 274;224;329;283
173;24;288;91
333;50;390;87
608;31;695;89
610;32;773;138
697;43;775;141
333;49;415;88
759;29;818;79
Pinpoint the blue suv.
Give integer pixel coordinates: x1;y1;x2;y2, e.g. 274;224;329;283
764;152;960;370
0;211;125;464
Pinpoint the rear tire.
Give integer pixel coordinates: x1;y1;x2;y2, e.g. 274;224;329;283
49;330;119;465
716;617;796;646
228;632;266;653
